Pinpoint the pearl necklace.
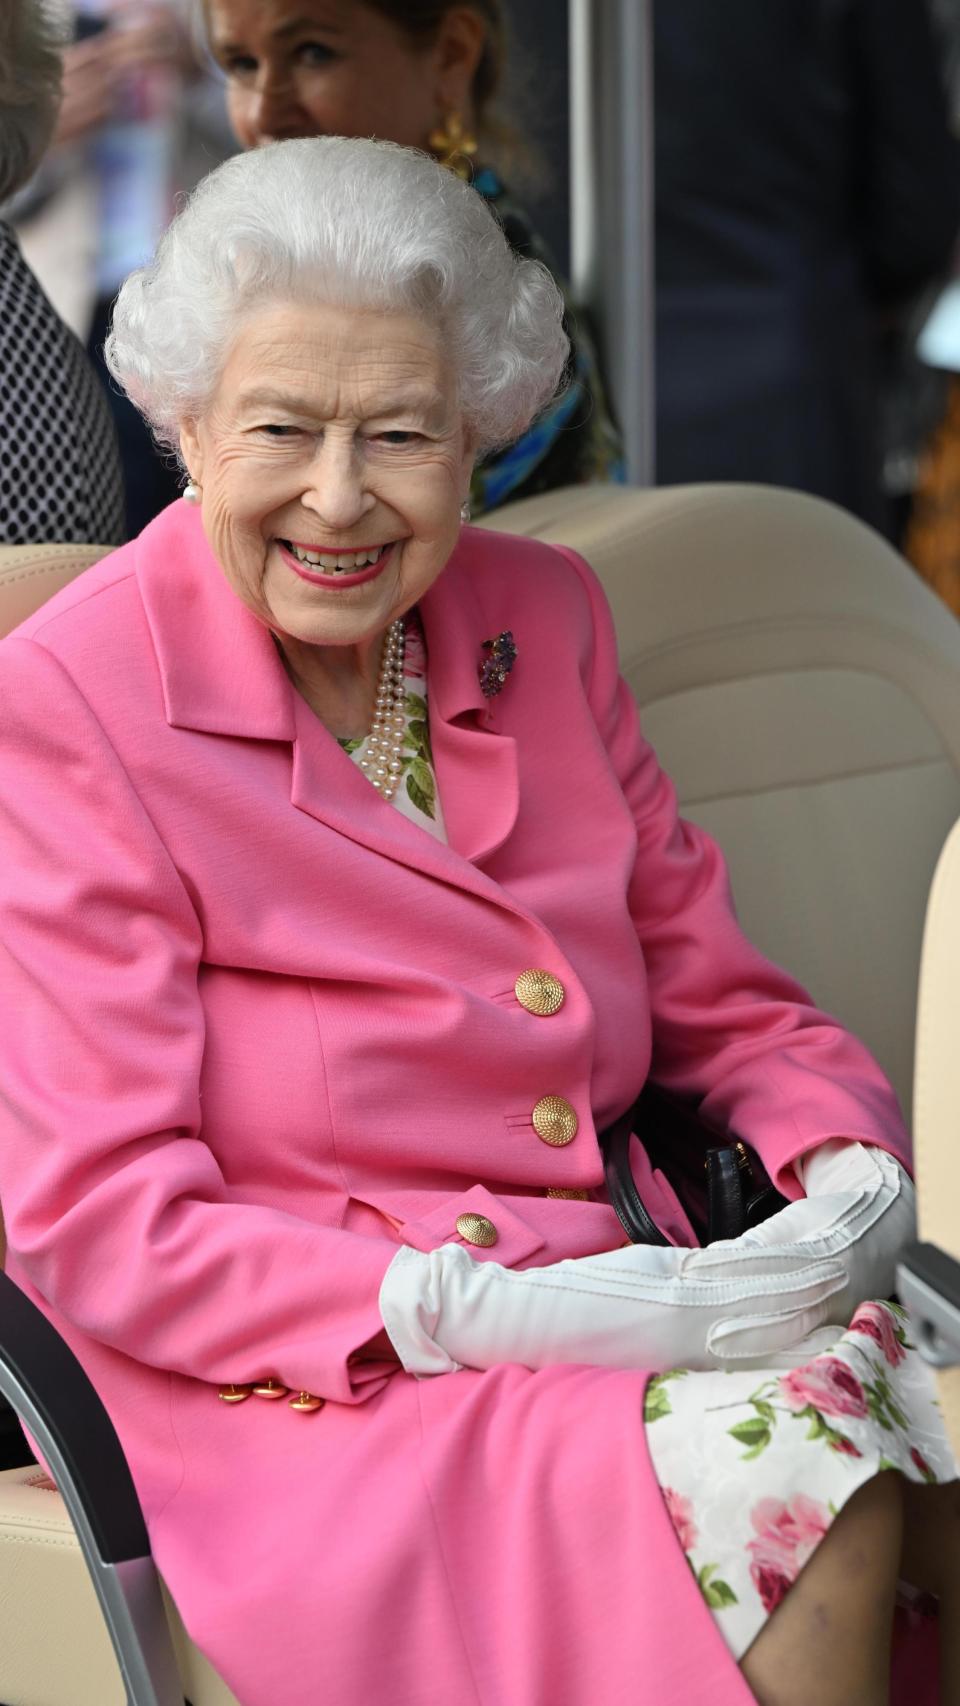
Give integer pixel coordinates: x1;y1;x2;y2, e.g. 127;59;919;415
357;616;407;800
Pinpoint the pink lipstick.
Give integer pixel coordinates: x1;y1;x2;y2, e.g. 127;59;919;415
277;540;396;588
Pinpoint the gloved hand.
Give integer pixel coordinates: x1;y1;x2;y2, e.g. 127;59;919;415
705;1140;915;1360
379;1143;913;1377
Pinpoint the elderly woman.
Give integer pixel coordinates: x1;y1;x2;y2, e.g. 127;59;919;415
0;139;956;1706
200;0;624;514
0;0;123;544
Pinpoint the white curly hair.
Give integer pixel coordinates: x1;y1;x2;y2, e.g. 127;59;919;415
0;0;68;205
106;136;570;457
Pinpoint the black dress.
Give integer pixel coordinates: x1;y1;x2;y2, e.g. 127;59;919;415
0;222;124;546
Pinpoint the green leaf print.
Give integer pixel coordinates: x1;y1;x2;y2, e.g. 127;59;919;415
698;1564;739;1610
885;1395;909;1430
643;1370;688;1423
864;1383;894;1431
406;765;436;820
409;757;435;800
728;1417;772;1459
408;717;433;764
404;690;428;722
802;1406;829;1442
643;1387;673;1424
337;737;364;756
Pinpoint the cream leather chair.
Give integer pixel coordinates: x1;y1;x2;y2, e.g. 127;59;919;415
479;482;960;1115
3;483;960;1703
898;820;960;1459
0;540;113;634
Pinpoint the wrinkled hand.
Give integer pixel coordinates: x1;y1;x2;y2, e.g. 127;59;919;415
379;1144;913;1377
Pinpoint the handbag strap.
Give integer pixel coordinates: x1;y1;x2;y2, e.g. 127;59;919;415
598;1103;671;1245
597;1099;751;1246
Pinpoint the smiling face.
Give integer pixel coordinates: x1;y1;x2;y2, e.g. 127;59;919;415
179;299;474;659
205;0;485;152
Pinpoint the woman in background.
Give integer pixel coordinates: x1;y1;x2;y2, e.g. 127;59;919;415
200;0;624;514
0;0;123;546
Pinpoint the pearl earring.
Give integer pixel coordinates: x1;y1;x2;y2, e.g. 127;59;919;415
460;499;471;523
183;480;202;505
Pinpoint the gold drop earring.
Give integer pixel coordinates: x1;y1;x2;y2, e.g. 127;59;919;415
428;110;478;180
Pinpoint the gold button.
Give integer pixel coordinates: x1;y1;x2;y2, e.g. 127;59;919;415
218;1384;253;1404
546;1187;590;1200
289;1391;325;1413
515;969;565;1017
455;1212;499;1247
252;1378;288;1400
532;1095;578;1146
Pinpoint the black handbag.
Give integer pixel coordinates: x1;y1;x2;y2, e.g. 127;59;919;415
598;1082;788;1246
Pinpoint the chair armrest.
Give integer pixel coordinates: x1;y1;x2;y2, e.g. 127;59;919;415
897;1241;960;1367
0;1270;183;1705
0;1269;148;1562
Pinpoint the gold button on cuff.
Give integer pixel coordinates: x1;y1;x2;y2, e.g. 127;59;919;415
546;1187;590;1200
218;1384;254;1404
455;1212;499;1247
515;969;565;1017
252;1378;289;1400
532;1095;578;1147
289;1391;325;1412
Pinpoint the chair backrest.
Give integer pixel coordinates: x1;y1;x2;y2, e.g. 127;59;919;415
0;543;115;640
480;483;960;1115
911;818;960;1451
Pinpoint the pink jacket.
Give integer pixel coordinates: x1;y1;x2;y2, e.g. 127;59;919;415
0;502;910;1705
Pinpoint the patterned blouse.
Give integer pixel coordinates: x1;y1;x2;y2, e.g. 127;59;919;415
339;610;447;842
469;169;625;515
0;223;124;546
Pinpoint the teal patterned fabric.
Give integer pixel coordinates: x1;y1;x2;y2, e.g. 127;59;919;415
470;168;625;516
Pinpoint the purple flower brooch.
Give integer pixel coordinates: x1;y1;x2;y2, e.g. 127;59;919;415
479;631;517;698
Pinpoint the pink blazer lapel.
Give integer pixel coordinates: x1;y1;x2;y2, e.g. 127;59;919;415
419;536;519;866
137;506;521;894
285;690;514;908
137;504;295;742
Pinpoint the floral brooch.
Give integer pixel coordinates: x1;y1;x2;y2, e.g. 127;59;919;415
479;631;517;698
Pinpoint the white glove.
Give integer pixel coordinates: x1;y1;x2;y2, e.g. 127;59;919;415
706;1140;915;1359
379;1143;913;1377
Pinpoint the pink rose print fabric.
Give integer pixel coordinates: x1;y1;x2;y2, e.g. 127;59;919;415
644;1300;958;1661
848;1299;907;1367
663;1487;698;1552
779;1357;868;1420
746;1494;830;1613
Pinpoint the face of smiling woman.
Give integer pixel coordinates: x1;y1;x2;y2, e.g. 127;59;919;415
179;300;474;711
205;0;485;154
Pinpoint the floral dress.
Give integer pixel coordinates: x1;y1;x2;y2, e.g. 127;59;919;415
644;1300;958;1659
347;616;959;1663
